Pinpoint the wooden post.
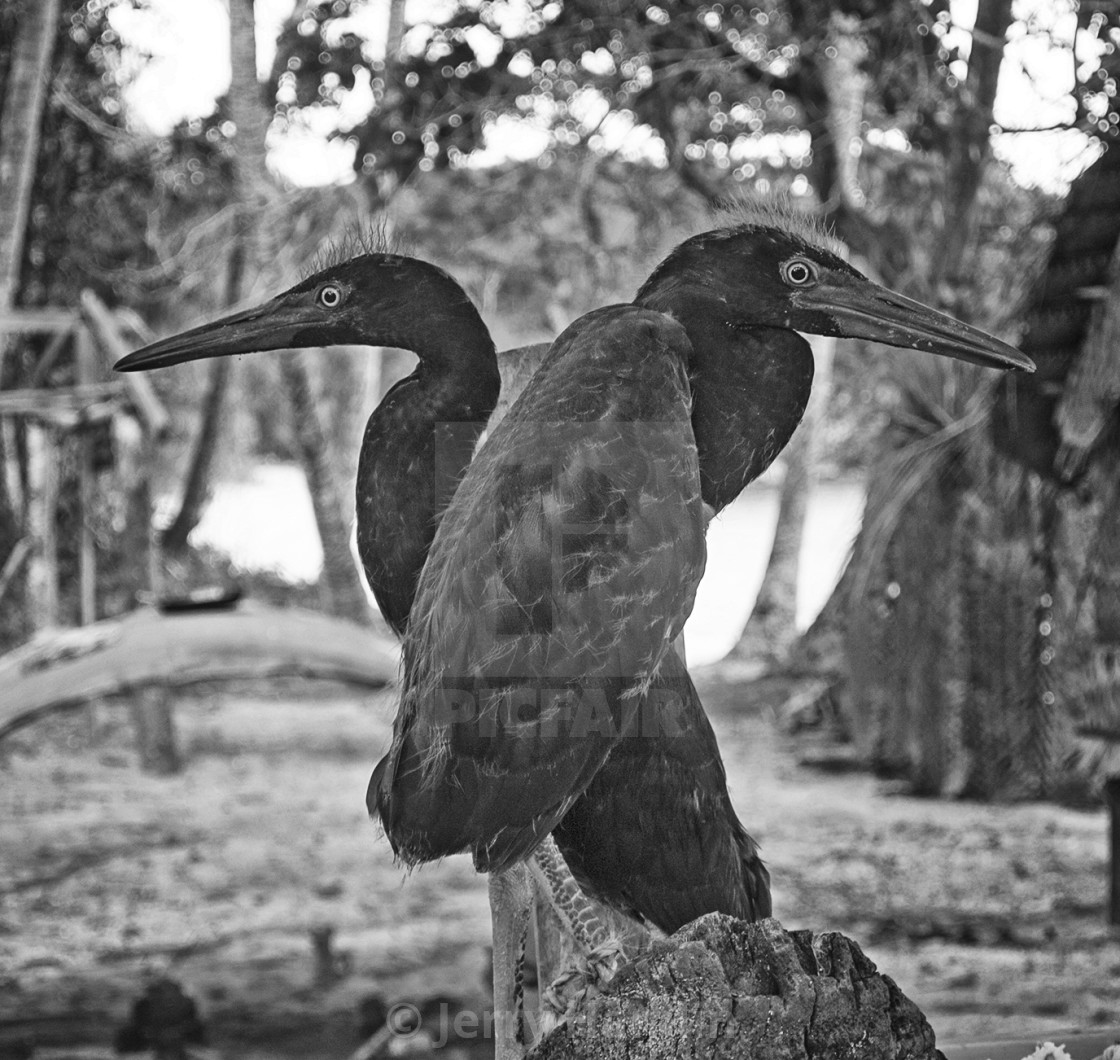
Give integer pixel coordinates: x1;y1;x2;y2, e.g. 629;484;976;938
79;291;170;438
128;686;180;775
0;537;31;605
1105;777;1120;926
75;324;97;625
1;417;21;516
25;422;60;629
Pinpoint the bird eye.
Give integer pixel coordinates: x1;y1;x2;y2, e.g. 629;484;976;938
318;283;344;308
781;258;818;288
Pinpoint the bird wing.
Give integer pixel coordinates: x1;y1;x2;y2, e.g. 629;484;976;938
553;647;770;932
369;306;706;873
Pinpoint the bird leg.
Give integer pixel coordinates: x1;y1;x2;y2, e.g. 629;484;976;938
489;864;533;1060
531;880;581;995
528;835;624;1030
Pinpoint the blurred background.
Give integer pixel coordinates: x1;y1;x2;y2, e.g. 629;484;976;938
1;0;1119;1057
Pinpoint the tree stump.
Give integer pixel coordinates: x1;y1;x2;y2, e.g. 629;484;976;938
530;915;943;1060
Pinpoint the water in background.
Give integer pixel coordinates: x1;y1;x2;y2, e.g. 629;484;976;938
191;465;864;667
690;480;864;663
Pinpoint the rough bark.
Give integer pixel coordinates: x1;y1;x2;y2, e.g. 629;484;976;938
529;915;943;1060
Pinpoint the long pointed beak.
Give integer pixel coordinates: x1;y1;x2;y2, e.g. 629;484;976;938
798;272;1034;373
114;298;320;372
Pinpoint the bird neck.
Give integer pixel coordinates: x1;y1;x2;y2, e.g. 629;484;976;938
672;304;815;513
355;351;499;637
374;259;498;378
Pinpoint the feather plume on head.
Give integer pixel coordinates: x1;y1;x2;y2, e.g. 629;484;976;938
712;194;844;257
303;219;406;279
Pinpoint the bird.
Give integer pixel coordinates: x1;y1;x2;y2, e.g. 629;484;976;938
114;247;772;937
118;209;1033;1058
547;200;1035;932
115;250;502;637
113;250;760;1049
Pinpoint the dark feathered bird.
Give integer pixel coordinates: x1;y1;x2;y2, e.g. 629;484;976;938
364;215;1029;1059
116;248;771;935
118;214;1031;941
116;252;501;636
369;304;705;871
118;216;1031;1059
553;650;770;928
547;203;1033;930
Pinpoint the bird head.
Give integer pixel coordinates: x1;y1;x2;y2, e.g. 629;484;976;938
115;254;494;373
639;203;1035;374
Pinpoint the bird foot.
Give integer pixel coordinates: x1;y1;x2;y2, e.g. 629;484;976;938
539;937;624;1033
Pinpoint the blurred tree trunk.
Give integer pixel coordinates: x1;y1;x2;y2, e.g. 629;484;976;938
364;0;410;209
386;0;407;60
0;0;61;380
929;0;1015;291
280;347;371;620
0;0;62;644
159;243;241;555
730;335;835;665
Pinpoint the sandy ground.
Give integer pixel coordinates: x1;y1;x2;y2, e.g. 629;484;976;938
1;670;1118;1058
